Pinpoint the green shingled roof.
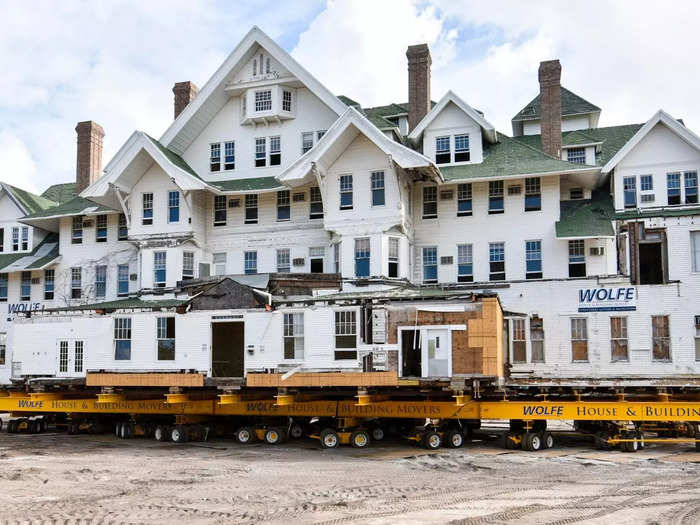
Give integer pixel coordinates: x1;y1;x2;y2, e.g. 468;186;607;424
0;233;60;273
44;297;189;313
145;134;200;178
41;182;77;204
615;206;700;220
21;196;116;220
555;191;615;238
337;95;361;108
439;133;591;182
211;176;283;192
512;86;601;122
2;183;58;214
562;130;601;146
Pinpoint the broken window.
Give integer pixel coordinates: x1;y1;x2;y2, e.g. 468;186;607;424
512;319;526;363
530;316;544;362
652;315;671;361
610;316;628;361
571;318;588;362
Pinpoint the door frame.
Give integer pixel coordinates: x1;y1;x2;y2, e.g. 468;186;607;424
56;338;85;378
397;324;464;378
209;316;245;378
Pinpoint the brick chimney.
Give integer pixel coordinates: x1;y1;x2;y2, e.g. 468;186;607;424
172;81;199;119
538;60;562;158
406;44;431;132
75;121;104;193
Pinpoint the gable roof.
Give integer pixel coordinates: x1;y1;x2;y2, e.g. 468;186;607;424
278;107;440;187
20;196;117;231
601;110;700;174
1;183;58;215
408;91;497;143
512;86;601;123
41;182;77;204
159;26;347;155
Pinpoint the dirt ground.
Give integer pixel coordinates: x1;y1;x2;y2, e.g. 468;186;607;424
0;427;699;524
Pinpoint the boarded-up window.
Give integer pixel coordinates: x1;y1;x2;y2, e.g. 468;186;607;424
571;318;588;362
610;317;628;361
652;315;671;361
530;316;544;362
512;319;526;363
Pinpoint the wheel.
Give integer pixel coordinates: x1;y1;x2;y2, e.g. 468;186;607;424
635;431;645;449
621;433;639;453
542;431;554;449
695;432;700;452
422;430;442;450
445;429;464;448
154;425;169;442
39;419;48;433
123;422;134;439
236;426;256;444
524;432;542;451
504;432;519;449
171;425;188;443
115;422;122;437
7;420;16;434
264;427;285;445
596;431;613;451
371;426;385;442
320;428;339;449
350;429;370;449
289;422;304;439
29;420;39;434
69;421;79;435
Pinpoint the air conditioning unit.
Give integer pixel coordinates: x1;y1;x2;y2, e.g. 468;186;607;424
82;220;93;227
439;190;454;200
440;256;454;265
292;192;306;202
641;194;655;203
292;258;305;267
508;185;522;195
589;246;605;256
228;199;240;208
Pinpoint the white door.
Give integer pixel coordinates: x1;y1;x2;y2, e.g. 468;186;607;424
424;329;450;377
57;340;85;377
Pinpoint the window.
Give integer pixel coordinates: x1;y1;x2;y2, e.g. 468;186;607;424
457;183;472;216
277;249;290;273
213;195;227;226
118;264;129;296
277;190;290;221
695;316;700;361
245;194;258;224
334;311;357;360
309;246;324;273
610;317;628;362
183;252;194;280
667;172;681;205
74;341;83;373
44;269;54;300
302;132;314;154
254;89;272;112
334;242;341;274
283;313;304;359
570;187;584;200
154;251;166;286
210;143;221;172
20;271;30;301
525;240;542;279
95;265;106;298
457;244;473;282
168;191;180;223
423;246;438;283
118;214;128;240
512;319;526;363
0;334;5;365
282;90;292;112
693;231;700;272
213;253;227;275
422;186;437;218
142;193;153;225
530;316;544;362
354;238;370;277
435;136;450;164
488;181;504;214
71;217;83;244
568;240;586;277
524;178;541;211
95;215;107;242
317;130;326;141
371;171;385;206
255;138;267;167
114;318;132;360
224;141;235;170
340;175;353;210
71;267;82;299
454;134;470;162
0;274;6;301
567;147;586;164
489;242;505;281
640;175;653;192
309;186;323;219
21;226;29;250
59;340;68;373
652;315;671;361
571;318;588;361
11;227;18;251
244;251;257;275
270;136;281;166
623;176;636;208
685;171;698;204
157;317;176;360
0;228;3;251
388;237;399;278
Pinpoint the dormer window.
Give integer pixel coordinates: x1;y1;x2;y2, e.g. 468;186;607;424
435;136;450;164
210;143;221;172
224;141;235;170
282;90;292;112
454;135;470;162
255;90;272;112
567;147;586;164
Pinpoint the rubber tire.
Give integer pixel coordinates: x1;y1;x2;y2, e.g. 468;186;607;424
236;426;256;444
124;422;134;439
596;431;613;451
264;427;284;445
445;429;464;448
171;425;188;443
542;431;554;449
504;432;519;449
7;420;16;434
29;420;39;434
289;423;304;439
622;434;639;453
422;430;442;450
350;429;370;449
320;428;340;449
115;422;122;438
696;432;700;452
636;430;645;449
371;426;385;442
39;419;47;433
154;425;169;442
69;421;79;435
524;432;542;451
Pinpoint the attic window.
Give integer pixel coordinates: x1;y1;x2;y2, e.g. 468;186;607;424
435;136;450;164
255;90;272;112
454;135;470;162
567;147;586;164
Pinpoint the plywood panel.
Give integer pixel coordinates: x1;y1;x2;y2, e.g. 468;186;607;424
246;371;398;387
86;372;205;387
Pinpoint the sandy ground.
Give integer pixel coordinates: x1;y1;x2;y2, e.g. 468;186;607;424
0;428;699;524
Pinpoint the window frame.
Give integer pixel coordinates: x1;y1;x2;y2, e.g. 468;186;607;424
244;194;258;224
244;251;257;275
168;191;180;223
20;271;31;301
488;181;504;214
276;248;291;273
269;135;281;166
71;216;83;244
568;239;586;277
339;175;353;210
667;172;681;205
422;246;438;284
142;193;153;225
210;143;221;172
213;252;227;276
282;90;293;112
44;269;54;300
512;318;526;363
283;312;304;360
254;89;272;112
0;273;7;301
566;147;586;164
255;137;267;167
224;140;235;170
422;186;437;219
354;238;370;278
457;243;473;282
525;240;542;279
651;315;671;362
623;176;637;208
21;226;29;250
114;317;132;361
610;316;629;362
118;214;128;241
457;183;472;217
156;317;176;361
153;251;167;287
182;252;194;280
95;265;107;298
489;242;505;281
524;177;541;212
371;171;385;207
388;237;399;278
435;136;451;164
309;186;323;219
95;215;107;242
117;264;129;296
276;190;291;221
570;317;589;362
334;310;357;360
454;134;470;162
685;171;698;204
71;267;82;299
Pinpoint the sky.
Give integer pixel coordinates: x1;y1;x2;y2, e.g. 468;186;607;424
1;0;699;194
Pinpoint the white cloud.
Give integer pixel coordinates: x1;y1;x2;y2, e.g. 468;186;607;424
0;130;39;193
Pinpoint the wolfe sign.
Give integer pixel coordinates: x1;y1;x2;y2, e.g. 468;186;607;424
577;286;637;312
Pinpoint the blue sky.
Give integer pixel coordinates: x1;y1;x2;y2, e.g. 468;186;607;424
1;0;699;193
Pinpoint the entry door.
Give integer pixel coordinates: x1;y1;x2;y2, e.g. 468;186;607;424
57;340;85;377
401;329;422;377
211;322;245;377
425;329;449;377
